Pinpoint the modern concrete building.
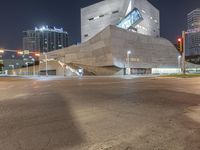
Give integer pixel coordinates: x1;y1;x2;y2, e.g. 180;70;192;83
186;9;200;64
23;26;69;53
40;25;180;76
37;0;184;76
81;0;160;42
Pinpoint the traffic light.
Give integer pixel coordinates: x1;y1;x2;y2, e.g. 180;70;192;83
177;38;183;54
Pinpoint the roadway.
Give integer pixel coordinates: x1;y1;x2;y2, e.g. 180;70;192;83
0;76;200;150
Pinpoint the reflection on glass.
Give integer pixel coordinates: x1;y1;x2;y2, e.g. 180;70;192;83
117;8;143;30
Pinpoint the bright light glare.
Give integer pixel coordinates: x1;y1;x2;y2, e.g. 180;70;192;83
17;51;23;55
35;53;41;57
127;50;131;55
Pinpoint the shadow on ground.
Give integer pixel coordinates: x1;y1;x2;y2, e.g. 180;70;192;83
0;91;84;150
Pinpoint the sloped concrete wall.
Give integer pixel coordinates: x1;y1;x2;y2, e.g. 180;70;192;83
41;26;113;67
40;25;180;75
110;26;179;69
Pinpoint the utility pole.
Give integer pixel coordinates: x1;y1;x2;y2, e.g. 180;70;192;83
182;31;186;74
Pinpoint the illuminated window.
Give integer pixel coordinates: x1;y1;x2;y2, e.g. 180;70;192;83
117;8;143;30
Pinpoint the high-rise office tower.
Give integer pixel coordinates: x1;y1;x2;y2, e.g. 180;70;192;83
186;9;200;64
23;26;69;53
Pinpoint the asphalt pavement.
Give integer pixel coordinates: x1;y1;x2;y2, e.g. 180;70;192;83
0;76;200;150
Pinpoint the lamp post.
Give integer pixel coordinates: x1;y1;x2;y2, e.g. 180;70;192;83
127;50;131;75
43;53;48;76
32;58;35;76
178;55;182;70
9;65;14;75
25;62;29;76
35;52;41;76
182;31;186;74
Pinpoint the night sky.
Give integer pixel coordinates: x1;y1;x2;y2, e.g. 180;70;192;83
0;0;200;50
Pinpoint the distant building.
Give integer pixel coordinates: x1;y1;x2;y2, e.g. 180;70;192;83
23;26;69;53
186;9;200;64
81;0;160;42
187;9;200;29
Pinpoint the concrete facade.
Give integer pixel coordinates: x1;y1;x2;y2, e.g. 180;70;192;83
40;25;179;75
81;0;160;42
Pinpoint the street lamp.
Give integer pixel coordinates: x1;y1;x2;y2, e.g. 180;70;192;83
34;52;41;76
0;49;4;53
8;65;14;75
178;55;182;69
127;50;131;75
25;62;33;76
25;62;29;76
43;53;48;76
32;58;35;76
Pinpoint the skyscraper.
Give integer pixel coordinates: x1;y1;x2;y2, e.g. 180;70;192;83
23;26;69;53
186;9;200;64
187;8;200;29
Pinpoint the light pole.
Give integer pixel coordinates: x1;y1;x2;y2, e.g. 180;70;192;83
25;62;29;76
178;55;182;73
127;50;131;75
182;31;186;74
32;58;35;76
43;53;48;76
8;65;14;75
35;52;41;76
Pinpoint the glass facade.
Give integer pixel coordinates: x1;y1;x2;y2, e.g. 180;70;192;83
23;26;69;53
186;9;200;64
117;8;143;30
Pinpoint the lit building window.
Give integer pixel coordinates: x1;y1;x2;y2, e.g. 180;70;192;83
117;8;143;30
93;16;100;20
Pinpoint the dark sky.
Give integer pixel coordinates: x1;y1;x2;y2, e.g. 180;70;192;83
0;0;199;49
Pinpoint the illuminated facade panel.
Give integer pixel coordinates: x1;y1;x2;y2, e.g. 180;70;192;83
117;8;143;30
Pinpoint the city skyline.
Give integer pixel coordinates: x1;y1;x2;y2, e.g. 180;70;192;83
0;0;200;49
